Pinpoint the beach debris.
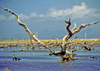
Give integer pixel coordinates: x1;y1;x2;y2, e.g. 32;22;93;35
3;60;7;61
13;50;16;52
76;56;99;60
13;54;21;61
5;67;12;71
19;49;30;52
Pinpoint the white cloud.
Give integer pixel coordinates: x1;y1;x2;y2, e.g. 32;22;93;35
46;2;100;19
8;15;15;20
30;12;37;17
39;14;44;17
0;14;6;21
7;2;100;21
19;14;29;20
30;12;44;18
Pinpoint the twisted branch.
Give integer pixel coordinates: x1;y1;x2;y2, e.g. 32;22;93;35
72;21;99;34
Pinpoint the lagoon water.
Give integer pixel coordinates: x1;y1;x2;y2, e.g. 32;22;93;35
0;47;100;71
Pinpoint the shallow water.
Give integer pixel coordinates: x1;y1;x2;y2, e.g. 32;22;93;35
0;47;100;71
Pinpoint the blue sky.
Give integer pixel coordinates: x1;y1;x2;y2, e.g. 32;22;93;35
0;0;100;40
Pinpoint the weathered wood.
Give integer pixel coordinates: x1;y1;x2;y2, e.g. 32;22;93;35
13;55;21;61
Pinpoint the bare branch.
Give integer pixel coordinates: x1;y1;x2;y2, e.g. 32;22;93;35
63;19;76;44
65;18;72;35
70;36;77;42
72;21;99;34
0;7;54;53
71;23;76;31
72;42;92;51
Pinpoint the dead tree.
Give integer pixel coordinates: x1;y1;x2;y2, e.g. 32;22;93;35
0;7;99;62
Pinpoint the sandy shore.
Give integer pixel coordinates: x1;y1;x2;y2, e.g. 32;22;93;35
0;39;100;44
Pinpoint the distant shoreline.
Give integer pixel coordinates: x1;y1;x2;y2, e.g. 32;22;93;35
0;39;100;44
